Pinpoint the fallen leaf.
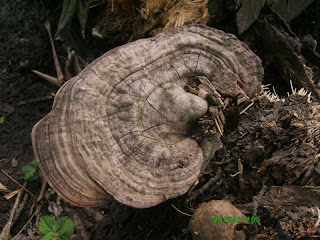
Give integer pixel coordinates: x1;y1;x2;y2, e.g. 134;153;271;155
4;188;22;200
269;0;315;22
0;181;8;191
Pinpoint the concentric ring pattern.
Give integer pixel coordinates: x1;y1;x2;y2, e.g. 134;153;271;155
32;24;263;208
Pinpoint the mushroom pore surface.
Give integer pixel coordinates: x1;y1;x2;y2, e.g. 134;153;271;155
32;24;263;208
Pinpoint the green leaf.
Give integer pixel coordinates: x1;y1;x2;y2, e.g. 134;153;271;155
22;161;39;181
48;188;55;195
41;232;56;240
32;157;38;168
22;164;35;172
28;174;39;181
53;216;68;232
39;216;56;234
24;168;36;180
60;233;72;240
55;0;78;39
59;218;74;236
0;116;5;123
76;0;90;38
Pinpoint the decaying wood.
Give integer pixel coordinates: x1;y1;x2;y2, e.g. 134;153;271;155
228;93;320;187
32;24;263;208
260;186;320;238
215;90;320;238
302;44;320;69
260;186;320;209
252;19;320;100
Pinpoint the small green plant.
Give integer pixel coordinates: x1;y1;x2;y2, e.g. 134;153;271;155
39;216;74;240
0;116;6;123
22;157;39;181
48;187;55;195
0;115;13;127
55;0;90;39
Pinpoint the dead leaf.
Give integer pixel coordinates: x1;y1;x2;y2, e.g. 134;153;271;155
236;0;266;34
269;0;315;22
4;188;22;200
0;181;8;191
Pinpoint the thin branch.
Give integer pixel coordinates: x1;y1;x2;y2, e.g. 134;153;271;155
240;102;254;115
12;212;35;240
1;169;34;197
172;204;192;217
0;186;25;240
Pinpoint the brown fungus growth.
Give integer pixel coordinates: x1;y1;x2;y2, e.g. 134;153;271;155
32;24;263;208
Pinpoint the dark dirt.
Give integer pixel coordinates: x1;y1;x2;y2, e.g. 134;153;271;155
0;0;58;233
1;1;320;240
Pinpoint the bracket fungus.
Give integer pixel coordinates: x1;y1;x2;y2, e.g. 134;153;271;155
32;24;263;208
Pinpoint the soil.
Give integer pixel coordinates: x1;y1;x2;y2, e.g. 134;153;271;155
0;1;319;240
0;0;58;233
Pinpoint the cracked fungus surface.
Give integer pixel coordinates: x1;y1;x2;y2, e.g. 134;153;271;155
32;24;263;208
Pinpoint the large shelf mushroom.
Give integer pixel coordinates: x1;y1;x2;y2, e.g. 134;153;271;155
32;24;263;208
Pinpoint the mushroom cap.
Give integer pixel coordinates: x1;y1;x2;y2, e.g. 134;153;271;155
32;24;263;208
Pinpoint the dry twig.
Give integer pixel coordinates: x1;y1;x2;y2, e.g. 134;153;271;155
172;204;192;217
1;169;33;197
0;185;28;240
188;167;222;202
15;93;55;107
251;184;268;240
12;212;36;240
